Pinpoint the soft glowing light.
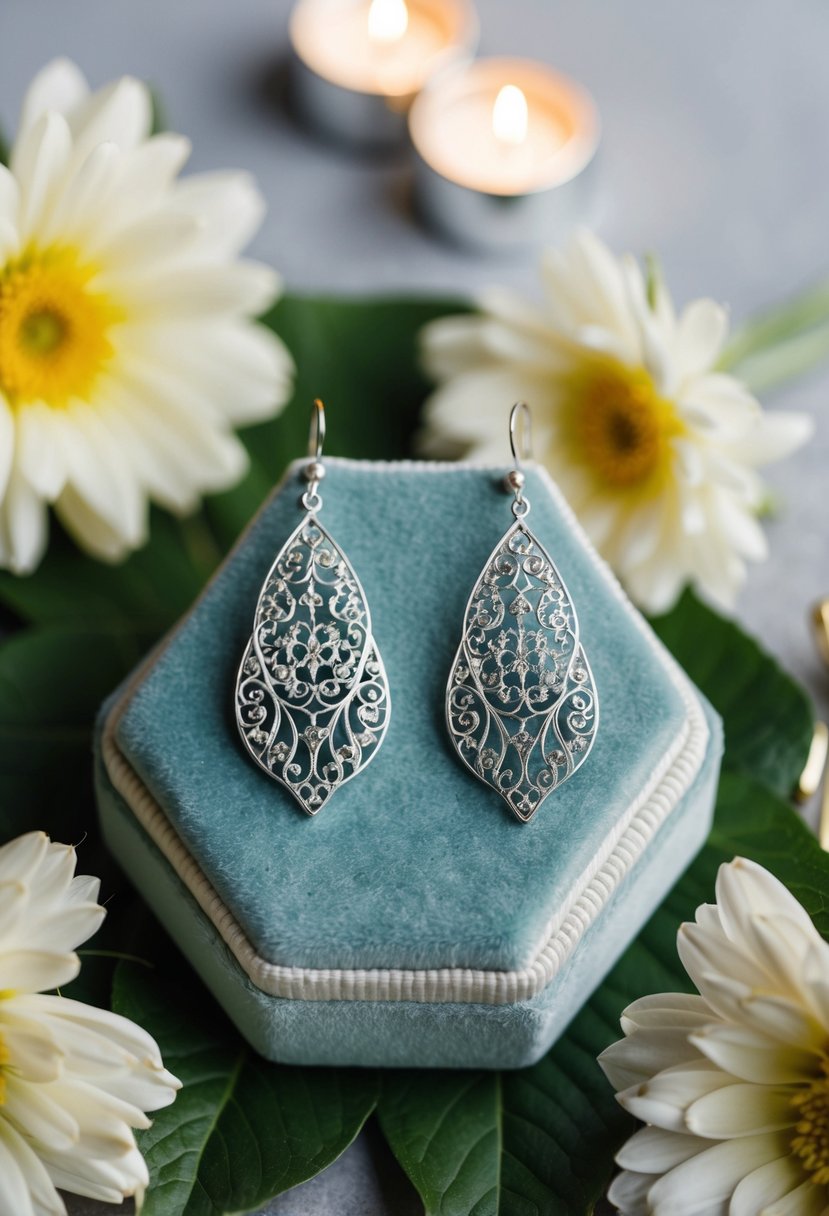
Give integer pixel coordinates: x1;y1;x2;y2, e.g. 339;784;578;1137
367;0;409;44
492;84;529;147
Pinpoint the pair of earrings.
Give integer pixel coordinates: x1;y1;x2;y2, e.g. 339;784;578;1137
234;401;598;823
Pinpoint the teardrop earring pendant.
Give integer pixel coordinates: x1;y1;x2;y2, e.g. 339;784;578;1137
446;403;599;822
234;399;391;815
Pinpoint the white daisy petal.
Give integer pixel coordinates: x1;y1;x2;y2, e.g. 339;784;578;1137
0;164;21;228
603;861;829;1215
685;1083;796;1138
764;1180;829;1216
617;1126;707;1172
167;170;266;259
0;949;80;993
728;1155;805;1216
419;230;810;612
0;468;49;575
676;299;730;381
646;1133;788;1216
607;1168;660;1216
19;58;89;134
691;1024;819;1085
67;76;153;160
11;112;73;240
619;1063;735;1133
0;1127;38;1216
14;404;68;500
0;59;292;572
0;832;180;1210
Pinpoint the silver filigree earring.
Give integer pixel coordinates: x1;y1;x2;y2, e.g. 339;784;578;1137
446;402;599;823
235;399;390;815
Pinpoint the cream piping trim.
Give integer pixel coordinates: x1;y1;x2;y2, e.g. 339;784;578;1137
101;459;710;1006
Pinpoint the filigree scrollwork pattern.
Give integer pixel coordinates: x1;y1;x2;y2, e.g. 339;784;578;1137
235;517;390;814
446;522;598;822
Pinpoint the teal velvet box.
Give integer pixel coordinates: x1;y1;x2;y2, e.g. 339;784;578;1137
95;459;722;1069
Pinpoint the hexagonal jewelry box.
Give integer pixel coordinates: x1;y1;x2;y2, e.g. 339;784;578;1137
95;460;722;1069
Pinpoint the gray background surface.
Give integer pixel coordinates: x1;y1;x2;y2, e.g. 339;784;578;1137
1;1;828;1212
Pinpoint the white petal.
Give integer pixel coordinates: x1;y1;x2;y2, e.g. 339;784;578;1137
67;76;152;160
166;170;266;258
14;404;67;500
421;314;495;381
608;1168;659;1216
619;1062;735;1132
4;1076;80;1153
599;1027;704;1092
0;395;15;503
54;486;134;563
716;858;817;948
676;299;729;381
691;1024;818;1085
0;163;21;228
0;948;80;992
0;1119;65;1215
617;1126;707;1172
124;259;280;318
0;1126;37;1216
732;411;814;467
620;993;715;1035
0;1023;64;1082
647;1133;789;1216
764;1180;829;1216
685;1082;796;1138
420;367;551;458
0;832;49;883
728;1155;805;1216
54;404;146;548
11;111;73;241
0;466;49;575
19;58;89;134
738;993;827;1053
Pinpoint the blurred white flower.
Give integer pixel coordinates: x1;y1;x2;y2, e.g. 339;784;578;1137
0;58;293;574
599;857;829;1216
0;831;179;1213
420;231;811;613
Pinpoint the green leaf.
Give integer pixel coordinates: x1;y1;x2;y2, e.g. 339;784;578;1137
722;276;829;387
113;956;379;1216
378;1073;500;1216
0;126;8;167
649;589;814;795
205;295;468;551
0;624;145;845
379;773;829;1215
0;509;215;633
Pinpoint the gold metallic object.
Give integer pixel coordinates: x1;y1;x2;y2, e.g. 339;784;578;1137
795;720;829;804
812;599;829;670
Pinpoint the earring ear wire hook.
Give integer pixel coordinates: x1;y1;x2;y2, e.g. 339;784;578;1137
309;397;326;461
506;402;533;513
509;401;533;469
302;398;327;511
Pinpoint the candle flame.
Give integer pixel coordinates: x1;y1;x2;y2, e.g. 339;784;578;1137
367;0;409;44
492;84;529;147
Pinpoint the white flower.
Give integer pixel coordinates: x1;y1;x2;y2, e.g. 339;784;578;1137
599;857;829;1216
0;831;179;1214
420;231;812;613
0;58;294;574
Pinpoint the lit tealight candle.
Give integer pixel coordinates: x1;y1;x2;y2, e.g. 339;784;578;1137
409;57;600;249
289;0;479;148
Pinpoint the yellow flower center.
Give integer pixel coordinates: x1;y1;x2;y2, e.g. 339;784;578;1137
565;356;684;493
791;1061;829;1186
0;247;120;408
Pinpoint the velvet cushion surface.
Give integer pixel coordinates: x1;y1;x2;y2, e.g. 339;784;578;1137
111;460;697;974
